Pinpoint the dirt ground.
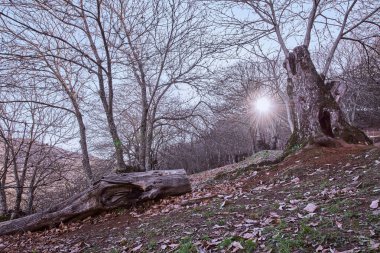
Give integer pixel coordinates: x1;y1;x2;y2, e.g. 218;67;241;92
1;145;379;253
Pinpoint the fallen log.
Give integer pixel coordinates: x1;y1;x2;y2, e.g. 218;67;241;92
0;169;191;235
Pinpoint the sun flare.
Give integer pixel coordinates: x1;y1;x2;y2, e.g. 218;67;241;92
255;97;272;114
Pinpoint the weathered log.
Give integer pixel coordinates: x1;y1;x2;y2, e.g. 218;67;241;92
0;169;191;235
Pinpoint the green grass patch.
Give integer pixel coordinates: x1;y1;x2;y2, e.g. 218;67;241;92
218;236;257;252
175;237;197;253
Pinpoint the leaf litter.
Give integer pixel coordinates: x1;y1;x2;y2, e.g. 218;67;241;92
1;146;380;252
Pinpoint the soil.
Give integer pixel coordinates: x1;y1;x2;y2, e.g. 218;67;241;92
1;145;379;253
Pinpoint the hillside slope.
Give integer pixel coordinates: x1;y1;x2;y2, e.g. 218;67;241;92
1;146;380;253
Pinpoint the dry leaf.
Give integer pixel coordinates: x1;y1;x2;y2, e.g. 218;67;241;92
303;203;318;213
308;221;319;227
169;243;179;248
291;177;300;184
316;245;324;252
231;241;244;250
370;199;379;209
242;233;255;239
131;244;143;252
370;240;380;250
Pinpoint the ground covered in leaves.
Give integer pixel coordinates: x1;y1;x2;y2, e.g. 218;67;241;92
1;146;380;253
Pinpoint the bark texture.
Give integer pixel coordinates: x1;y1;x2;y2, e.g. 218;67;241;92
284;45;371;152
0;169;191;235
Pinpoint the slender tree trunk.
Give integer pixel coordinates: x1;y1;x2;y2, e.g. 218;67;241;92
0;189;6;217
26;167;38;214
80;5;127;173
11;153;21;219
50;67;94;184
12;148;31;219
0;145;9;216
107;116;126;172
96;68;127;172
145;118;155;171
139;102;148;171
73;106;93;184
284;46;371;152
26;187;35;215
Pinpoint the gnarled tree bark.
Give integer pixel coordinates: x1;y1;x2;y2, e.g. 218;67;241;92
0;169;191;235
284;46;371;152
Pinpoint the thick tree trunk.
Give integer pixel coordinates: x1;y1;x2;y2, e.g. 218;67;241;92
0;169;191;235
284;46;371;152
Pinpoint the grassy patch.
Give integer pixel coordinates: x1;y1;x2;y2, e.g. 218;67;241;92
203;209;215;218
266;220;326;252
325;203;340;214
147;240;157;251
175;237;197;253
218;236;257;252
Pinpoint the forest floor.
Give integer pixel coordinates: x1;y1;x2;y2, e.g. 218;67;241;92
1;145;380;253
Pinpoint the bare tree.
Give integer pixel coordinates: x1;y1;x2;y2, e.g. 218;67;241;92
335;40;380;128
110;0;215;170
212;0;379;151
0;1;128;171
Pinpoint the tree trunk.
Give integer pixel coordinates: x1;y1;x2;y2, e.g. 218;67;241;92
66;93;94;185
26;188;35;215
12;140;33;219
146;119;155;171
0;145;9;216
26;168;38;214
139;84;149;171
139;107;148;171
75;110;94;184
0;169;191;235
284;46;371;152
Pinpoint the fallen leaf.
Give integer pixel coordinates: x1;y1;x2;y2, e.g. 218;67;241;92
131;244;143;252
242;233;255;239
370;199;379;209
212;224;227;229
315;245;324;252
269;212;280;218
308;221;319;227
332;249;355;253
291;177;300;184
287;205;298;211
244;219;255;223
370;240;380;250
304;203;318;213
169;243;179;248
231;241;244;250
289;199;300;204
